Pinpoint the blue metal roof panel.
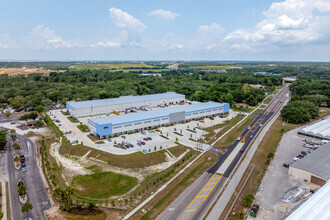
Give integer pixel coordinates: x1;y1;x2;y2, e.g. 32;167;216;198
67;92;184;109
90;101;226;126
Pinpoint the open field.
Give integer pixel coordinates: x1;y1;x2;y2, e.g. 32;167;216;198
215;116;255;147
0;68;57;76
190;65;242;70
70;63;154;70
59;140;168;168
72;171;138;199
220;117;299;220
132;151;217;220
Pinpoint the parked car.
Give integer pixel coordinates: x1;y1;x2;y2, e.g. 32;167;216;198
20;155;25;162
283;163;290;168
21;167;26;172
247;126;251;129
107;138;112;142
147;137;152;140
141;141;146;145
137;143;142;146
143;138;149;141
21;161;26;167
237;137;241;141
141;131;146;135
121;136;126;139
240;148;245;153
209;117;214;120
250;135;253;138
301;151;307;155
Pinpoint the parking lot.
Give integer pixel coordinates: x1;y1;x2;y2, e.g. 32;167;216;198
254;125;322;220
48;109;238;155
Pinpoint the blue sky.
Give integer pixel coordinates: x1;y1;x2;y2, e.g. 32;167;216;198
0;0;330;61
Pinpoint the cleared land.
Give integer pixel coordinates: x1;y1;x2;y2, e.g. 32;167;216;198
72;171;138;199
0;68;57;76
215;116;255;147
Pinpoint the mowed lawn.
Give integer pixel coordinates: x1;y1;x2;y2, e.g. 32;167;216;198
72;171;138;199
70;63;153;70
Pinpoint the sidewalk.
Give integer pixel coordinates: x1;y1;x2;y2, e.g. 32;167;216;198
206;97;290;219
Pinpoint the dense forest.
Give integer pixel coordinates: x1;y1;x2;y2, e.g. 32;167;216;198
0;62;329;124
281;72;330;123
0;70;281;111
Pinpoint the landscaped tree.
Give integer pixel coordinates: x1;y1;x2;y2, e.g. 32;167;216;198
21;202;33;217
88;201;96;211
17;184;27;196
13;155;21;163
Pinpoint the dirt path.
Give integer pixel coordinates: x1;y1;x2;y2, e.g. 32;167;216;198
50;138;90;185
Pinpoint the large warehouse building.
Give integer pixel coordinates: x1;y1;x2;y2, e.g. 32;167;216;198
289;143;330;186
88;101;229;138
297;117;330;141
286;181;330;220
66;92;185;117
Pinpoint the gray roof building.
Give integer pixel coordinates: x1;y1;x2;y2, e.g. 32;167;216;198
298;116;330;141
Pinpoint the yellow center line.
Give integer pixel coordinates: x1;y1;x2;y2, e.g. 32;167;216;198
185;209;197;213
180;117;262;220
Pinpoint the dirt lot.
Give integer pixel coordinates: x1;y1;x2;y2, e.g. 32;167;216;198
254;125;321;220
0;68;59;76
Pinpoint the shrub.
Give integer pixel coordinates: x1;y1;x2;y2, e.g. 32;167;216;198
242;194;254;207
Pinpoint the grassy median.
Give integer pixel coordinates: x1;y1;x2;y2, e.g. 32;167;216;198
215;116;255;147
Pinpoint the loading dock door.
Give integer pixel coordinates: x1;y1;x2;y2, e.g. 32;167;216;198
311;176;326;186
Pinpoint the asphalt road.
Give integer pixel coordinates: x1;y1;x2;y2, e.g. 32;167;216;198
4;132;51;220
157;86;289;220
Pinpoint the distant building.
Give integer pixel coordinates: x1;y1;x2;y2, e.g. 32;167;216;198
297;116;330;141
88;101;230;138
66;92;185;118
289;143;330;186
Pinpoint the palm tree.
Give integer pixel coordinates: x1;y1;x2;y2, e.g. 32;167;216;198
13;156;20;163
17;184;26;196
21;202;33;217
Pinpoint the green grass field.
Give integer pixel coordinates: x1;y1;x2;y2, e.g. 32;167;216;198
72;171;138;199
70;63;153;70
189;65;242;70
167;145;188;157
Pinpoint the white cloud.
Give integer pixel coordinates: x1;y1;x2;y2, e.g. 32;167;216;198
224;0;330;50
91;30;128;48
0;34;18;49
26;25;84;49
146;9;178;19
109;7;146;31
